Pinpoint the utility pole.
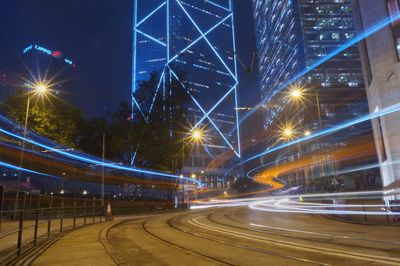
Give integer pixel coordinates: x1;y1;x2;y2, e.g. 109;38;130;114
101;132;105;207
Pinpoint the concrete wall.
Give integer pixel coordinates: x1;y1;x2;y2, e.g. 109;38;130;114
357;0;400;189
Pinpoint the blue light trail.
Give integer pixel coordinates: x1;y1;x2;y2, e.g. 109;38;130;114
0;161;61;180
0;128;202;186
237;12;400;128
235;102;400;167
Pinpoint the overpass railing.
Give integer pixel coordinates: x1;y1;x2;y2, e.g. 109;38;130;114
0;185;105;264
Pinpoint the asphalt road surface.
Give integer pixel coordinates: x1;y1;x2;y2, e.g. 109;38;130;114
107;207;400;266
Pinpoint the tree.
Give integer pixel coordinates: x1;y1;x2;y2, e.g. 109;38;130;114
75;117;108;156
2;89;82;147
131;69;191;171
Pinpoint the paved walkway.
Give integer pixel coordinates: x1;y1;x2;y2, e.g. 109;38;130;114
32;221;116;266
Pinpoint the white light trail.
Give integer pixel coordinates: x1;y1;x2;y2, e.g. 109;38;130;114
191;189;400;216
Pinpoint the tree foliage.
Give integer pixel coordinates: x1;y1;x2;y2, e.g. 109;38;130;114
3;89;82;147
128;71;190;171
2;70;191;172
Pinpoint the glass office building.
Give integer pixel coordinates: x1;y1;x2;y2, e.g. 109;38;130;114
133;0;242;188
252;0;377;188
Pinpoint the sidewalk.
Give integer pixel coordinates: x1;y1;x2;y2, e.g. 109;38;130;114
32;221;116;266
0;216;102;258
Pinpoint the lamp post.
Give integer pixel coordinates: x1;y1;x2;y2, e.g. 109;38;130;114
315;90;322;128
181;128;204;205
288;85;323;187
18;83;49;184
101;132;106;207
281;124;303;186
15;83;49;216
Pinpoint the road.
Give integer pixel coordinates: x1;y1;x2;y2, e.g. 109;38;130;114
107;207;400;266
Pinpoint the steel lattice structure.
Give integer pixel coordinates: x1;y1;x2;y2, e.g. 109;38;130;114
132;0;240;158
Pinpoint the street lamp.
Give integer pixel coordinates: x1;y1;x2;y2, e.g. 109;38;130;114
182;128;205;170
190;128;204;143
180;128;205;206
280;124;296;140
289;84;322;128
304;130;312;137
34;83;48;95
18;82;50;176
15;82;50;216
283;128;294;138
290;88;303;99
288;85;305;102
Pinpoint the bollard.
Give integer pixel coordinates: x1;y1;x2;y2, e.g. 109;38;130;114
105;201;113;221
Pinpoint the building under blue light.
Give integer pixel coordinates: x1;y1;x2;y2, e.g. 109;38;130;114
133;0;242;188
252;0;378;189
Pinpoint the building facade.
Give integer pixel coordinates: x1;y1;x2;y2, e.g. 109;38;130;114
355;0;400;193
252;0;377;190
132;0;242;189
0;54;16;102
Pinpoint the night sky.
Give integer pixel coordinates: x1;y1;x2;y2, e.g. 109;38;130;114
0;0;257;117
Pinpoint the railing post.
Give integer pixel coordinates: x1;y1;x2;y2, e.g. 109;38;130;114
17;192;26;256
362;201;368;223
33;209;39;245
47;195;53;238
33;194;41;245
60;197;64;232
83;199;87;225
0;185;4;232
73;198;76;228
92;198;95;224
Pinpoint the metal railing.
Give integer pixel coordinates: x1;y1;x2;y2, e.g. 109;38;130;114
0;185;105;264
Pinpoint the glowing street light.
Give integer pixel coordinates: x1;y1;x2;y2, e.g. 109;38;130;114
282;126;295;140
288;85;305;101
191;128;204;143
304;130;312;137
15;80;53;213
283;128;293;138
290;88;302;98
34;83;48;95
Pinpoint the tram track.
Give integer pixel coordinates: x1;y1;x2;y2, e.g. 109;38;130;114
105;208;400;265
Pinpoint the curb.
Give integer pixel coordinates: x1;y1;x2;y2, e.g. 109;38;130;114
99;220;130;266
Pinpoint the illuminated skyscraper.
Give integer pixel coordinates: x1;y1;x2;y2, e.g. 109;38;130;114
252;0;303;129
253;0;366;130
252;0;377;188
133;0;241;186
0;54;17;101
0;56;11;101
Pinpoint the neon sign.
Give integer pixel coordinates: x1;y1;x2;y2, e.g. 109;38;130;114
22;44;76;68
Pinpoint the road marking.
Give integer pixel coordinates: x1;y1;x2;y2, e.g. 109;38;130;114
249;223;400;245
189;217;400;265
